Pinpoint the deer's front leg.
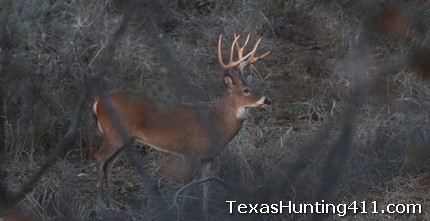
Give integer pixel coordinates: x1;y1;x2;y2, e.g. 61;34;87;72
201;161;212;220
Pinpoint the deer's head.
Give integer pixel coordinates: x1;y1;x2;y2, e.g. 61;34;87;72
218;34;271;110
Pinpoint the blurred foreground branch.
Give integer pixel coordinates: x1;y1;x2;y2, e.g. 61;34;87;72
0;0;132;213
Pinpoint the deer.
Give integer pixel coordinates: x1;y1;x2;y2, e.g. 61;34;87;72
93;33;271;215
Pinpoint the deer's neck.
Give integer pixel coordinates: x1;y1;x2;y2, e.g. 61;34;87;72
212;92;246;145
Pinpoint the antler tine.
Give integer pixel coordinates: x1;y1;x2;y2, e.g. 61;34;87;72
218;34;224;70
250;50;272;64
229;35;241;64
237;37;272;71
234;33;251;59
248;37;272;64
218;34;239;72
218;34;255;73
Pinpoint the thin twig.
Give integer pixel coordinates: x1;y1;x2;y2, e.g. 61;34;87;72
151;176;229;221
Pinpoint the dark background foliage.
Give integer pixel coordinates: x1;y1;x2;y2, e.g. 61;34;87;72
1;0;429;220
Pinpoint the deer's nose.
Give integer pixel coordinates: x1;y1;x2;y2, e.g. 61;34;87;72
264;97;271;105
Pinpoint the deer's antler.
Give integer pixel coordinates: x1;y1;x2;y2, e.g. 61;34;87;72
234;33;272;72
218;34;271;73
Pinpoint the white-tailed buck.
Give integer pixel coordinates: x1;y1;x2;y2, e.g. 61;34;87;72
93;33;271;213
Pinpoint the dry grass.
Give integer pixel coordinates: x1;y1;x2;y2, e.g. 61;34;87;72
1;0;430;220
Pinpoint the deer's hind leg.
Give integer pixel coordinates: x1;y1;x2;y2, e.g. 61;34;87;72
201;161;212;220
95;139;125;202
180;155;198;212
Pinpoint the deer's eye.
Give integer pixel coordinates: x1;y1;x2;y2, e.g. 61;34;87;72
242;88;251;96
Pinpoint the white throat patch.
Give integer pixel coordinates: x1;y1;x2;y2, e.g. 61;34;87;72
236;107;250;119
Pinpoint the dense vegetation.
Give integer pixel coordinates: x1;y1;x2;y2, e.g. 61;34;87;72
1;0;429;220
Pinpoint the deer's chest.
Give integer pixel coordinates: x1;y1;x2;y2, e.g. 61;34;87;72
236;107;250;119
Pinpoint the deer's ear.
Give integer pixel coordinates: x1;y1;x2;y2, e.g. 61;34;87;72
223;75;234;88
